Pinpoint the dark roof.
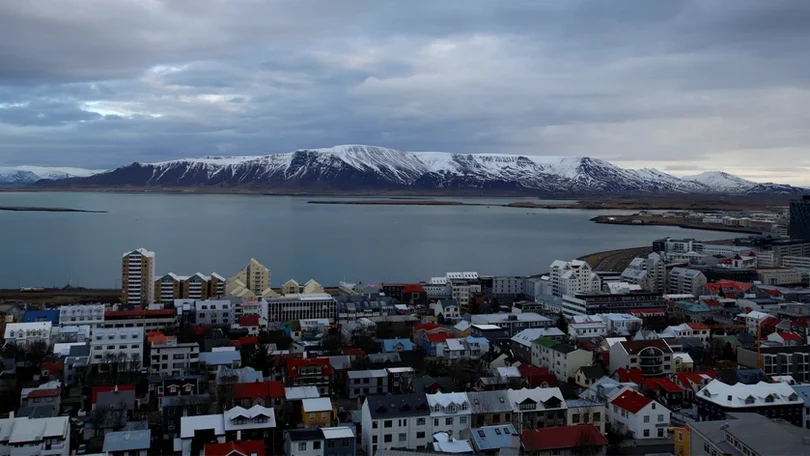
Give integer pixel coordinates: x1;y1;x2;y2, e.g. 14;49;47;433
411;376;455;394
366;393;431;419
577;365;606;379
619;339;673;355
552;343;577;354
287;429;324;442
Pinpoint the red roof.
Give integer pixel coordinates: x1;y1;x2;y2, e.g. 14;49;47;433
239;315;260;326
91;384;136;403
287;358;333;378
414;323;443;332
702;299;722;308
426;333;451;343
762;316;781;327
611;389;653;414
615;367;644;384
203;440;265;456
105;309;175;318
521;425;607;451
27;388;60;398
628;308;666;316
40;361;64;374
233;381;285;400
231;336;259;347
675;371;717;389
518;364;558;387
644;377;683;394
192;325;211;336
687;322;710;330
705;280;753;294
342;348;366;357
766;289;782;297
777;331;804;342
402;284;426;293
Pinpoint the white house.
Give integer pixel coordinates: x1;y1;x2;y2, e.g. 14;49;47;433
4;322;52;348
569;318;608;339
549;260;602;298
90;327;144;370
361;393;433;455
149;339;200;377
608;388;670;440
661;323;711;347
434;299;461;323
532;338;593;382
507;387;567;430
426;392;472;440
745;310;772;334
595;313;643;336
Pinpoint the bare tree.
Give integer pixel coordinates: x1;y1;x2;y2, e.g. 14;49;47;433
573;425;604;456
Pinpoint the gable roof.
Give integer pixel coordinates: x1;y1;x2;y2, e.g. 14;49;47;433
381;338;416;352
233;381;285;400
521;425;607;451
302;397;333;413
776;331;804;342
366;393;430;419
615;368;643;384
203;440;265;456
91;384;136;404
610;389;653;414
470;425;518;451
466;390;513;414
287;358;333;377
644;377;683;394
698;380;803;407
426;333;452;343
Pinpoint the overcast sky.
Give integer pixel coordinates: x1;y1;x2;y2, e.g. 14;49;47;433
2;1;810;184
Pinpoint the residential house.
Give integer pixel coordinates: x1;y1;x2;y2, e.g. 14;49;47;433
609;340;674;377
386;367;416;394
204;440;265;456
103;429;151;456
426;392;472;440
434;299;461;323
199;349;241;373
575;366;607;389
470;313;552;337
346;370;388;399
381;339;416;353
161;394;209;440
767;331;805;346
608;388;671;440
521;425;607;456
4;322;52;348
532;338;593;382
643;377;684;411
510;328;566;364
422;333;452;357
361;393;433;455
467;390;513;428
233;381;285;414
672;371;717;405
579;377;639;404
321;426;357;456
569;316;608;339
596;313;643;336
661;323;711;347
431;432;474;453
671;352;694;373
0;415;70;456
301;397;335;427
507;387;567;430
696;380;803;426
452;321;472;338
285;429;324;456
566;399;607;434
286;358;333;396
463;424;519;455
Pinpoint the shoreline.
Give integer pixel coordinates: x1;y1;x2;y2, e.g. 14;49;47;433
590;215;762;234
0;206;106;213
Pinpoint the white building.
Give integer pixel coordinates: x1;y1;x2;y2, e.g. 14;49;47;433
506;387;567;430
667;268;707;296
122;248;156;306
90;327;144;369
608;388;670;440
493;276;526;297
549;260;602;298
177;405;276;455
266;293;338;322
566;399;607;434
58;304;105;327
434;299;461;323
426;392;472;440
532;339;594;382
569;316;608;339
595;313;643;336
745;310;773;334
4;322;52;348
0;415;70;456
470;312;552;336
361;393;434;455
150;339;200;377
661;323;711;347
620;253;666;293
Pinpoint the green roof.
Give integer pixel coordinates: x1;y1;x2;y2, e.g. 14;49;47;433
577;365;605;379
552;343;577;354
533;337;560;348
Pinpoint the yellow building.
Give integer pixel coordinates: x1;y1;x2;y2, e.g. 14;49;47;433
673;353;694;373
154;272;226;304
226;258;278;299
122;248;155;306
301;397;335;427
672;426;690;456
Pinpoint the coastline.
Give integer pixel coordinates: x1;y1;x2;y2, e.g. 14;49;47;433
589;215;762;234
0;206;106;213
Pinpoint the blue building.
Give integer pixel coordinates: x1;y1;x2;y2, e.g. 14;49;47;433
22;309;60;325
322;426;356;456
380;338;416;353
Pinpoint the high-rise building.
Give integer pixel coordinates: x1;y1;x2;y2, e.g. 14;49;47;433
789;195;810;241
154;272;226;304
122;248;155;306
226;258;278;299
667;267;707;296
620;252;666;292
549;259;602;297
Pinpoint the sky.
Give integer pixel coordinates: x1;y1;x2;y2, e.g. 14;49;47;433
2;1;810;185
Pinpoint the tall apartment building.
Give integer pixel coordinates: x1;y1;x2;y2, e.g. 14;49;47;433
267;293;338;322
154;272;226;304
667;268;707;296
620;253;666;292
549;260;602;297
122;248;155;306
789;195;810;241
226;258;277;299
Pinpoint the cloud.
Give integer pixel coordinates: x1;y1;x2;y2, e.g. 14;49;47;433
0;0;809;184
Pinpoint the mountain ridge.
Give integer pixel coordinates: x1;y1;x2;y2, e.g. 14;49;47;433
33;145;808;196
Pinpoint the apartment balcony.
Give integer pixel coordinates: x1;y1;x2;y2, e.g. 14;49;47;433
641;365;664;376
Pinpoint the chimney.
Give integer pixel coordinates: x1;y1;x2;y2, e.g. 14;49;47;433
114;385;119;392
124;432;131;440
237;430;242;441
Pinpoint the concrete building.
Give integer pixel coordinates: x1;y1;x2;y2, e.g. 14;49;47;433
690;412;810;456
361;393;433;455
596;313;643;336
0;415;70;456
58;304;105;327
782;255;810;270
532;338;593;382
560;292;667;317
667;268;707;296
696;380;803;426
738;345;810;383
549;260;602;297
226;258;276;299
620;253;666;293
510;327;566;363
122;248;155;305
426;392;472;442
754;267;803;285
154;272;225;304
347;369;388;399
90;327;144;370
4;322;52;348
609;340;673;377
267;293;338;322
176;299;235;327
566;399;607;434
102;308;176;331
608;388;670;440
149;339;200;378
470;312;552;337
492;276;526;298
506;387;567;430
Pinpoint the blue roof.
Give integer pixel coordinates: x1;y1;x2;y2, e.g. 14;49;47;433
470;425;517;450
791;385;810;407
675;301;710;312
22;309;60;324
465;336;489;345
199;351;241;365
382;339;416;352
439;299;458;309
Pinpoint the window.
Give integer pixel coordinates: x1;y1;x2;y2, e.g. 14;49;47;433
592;412;600;421
384;420;392;428
446;417;453;425
327;440;335;448
658;428;665;438
309;413;315;420
313;441;321;450
460;416;467;424
372;421;378;429
398;433;406;442
298;442;306;451
434;418;439;427
678;433;683;442
417;418;425;426
372;436;378;444
417;432;425;439
644;415;650;423
658;414;664;422
643;429;650;437
651;403;656;409
572;413;580;424
384;434;392;443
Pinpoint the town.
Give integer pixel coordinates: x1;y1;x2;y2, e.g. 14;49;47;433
1;196;810;456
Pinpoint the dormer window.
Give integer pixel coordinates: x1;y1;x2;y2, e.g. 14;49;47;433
461;403;467;410
764;395;774;403
448;404;456;412
745;396;755;404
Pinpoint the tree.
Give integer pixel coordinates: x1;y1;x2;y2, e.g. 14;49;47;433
573;425;604;456
723;342;735;361
606;428;633;453
556;311;569;334
468;299;482;315
23;340;48;368
250;342;272;376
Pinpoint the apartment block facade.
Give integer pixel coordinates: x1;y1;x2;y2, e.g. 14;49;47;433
154;272;225;304
122;248;155;306
549;260;602;297
267;293;338;322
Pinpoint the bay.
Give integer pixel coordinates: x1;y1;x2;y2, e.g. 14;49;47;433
0;192;733;288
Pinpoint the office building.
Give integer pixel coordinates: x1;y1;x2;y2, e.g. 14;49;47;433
789;195;810;241
268;293;338;322
667;268;707;296
154;272;225;304
738;345;810;383
470;312;552;337
560;292;667;317
549;260;602;297
122;248;155;305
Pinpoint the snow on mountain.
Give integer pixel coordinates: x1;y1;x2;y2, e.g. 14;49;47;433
35;145;805;195
0;166;103;185
683;171;756;193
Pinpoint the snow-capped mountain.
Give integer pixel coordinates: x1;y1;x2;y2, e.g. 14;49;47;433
0;166;103;186
683;171;756;193
36;145;807;195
